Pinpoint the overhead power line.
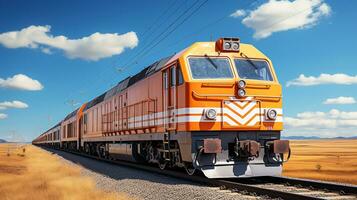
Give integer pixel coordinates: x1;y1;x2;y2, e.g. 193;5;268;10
140;0;180;39
123;0;208;68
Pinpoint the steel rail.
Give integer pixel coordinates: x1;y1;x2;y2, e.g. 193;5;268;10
265;176;357;195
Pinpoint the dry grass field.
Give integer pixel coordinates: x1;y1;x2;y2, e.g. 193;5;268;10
0;144;129;200
283;139;357;185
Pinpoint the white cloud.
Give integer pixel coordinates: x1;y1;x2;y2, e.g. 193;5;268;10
0;74;44;91
286;73;357;87
0;100;28;110
230;9;246;18
323;97;356;105
0;25;139;61
284;109;357;137
0;113;7;120
41;47;52;54
240;0;331;39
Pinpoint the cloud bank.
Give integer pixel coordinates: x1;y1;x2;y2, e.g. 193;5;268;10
0;25;139;61
284;109;357;137
0;74;43;91
0;100;28;110
323;97;356;105
232;0;331;39
0;113;7;120
286;73;357;87
230;9;246;18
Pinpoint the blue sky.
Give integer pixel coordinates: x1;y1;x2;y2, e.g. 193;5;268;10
0;0;357;141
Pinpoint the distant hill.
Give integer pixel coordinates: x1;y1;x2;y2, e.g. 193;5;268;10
282;136;357;140
282;136;321;140
0;139;7;143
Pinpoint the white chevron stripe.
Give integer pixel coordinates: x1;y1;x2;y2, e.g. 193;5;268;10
222;116;238;126
223;108;260;125
223;99;259;126
225;101;257;116
246;115;261;126
232;96;254;107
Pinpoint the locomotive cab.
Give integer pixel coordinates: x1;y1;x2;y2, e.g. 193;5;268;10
173;38;290;178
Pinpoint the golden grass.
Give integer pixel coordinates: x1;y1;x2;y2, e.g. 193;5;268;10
0;144;129;200
283;139;357;185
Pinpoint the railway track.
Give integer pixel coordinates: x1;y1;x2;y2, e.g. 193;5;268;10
42;146;357;200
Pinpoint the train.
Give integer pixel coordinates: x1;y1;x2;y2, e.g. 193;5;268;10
32;37;290;178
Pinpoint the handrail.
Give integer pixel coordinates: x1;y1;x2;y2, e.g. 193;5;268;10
192;90;282;100
192;90;233;98
246;84;271;89
201;83;234;88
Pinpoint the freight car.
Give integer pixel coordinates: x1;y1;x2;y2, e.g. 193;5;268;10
33;38;290;178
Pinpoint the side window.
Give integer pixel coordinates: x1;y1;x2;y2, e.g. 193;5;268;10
170;67;176;86
83;113;87;133
83;114;87;124
177;65;184;85
164;72;168;89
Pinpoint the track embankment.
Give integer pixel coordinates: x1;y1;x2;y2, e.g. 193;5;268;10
46;147;262;200
0;144;127;200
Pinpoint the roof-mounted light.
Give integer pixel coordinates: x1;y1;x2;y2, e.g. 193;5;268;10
215;37;240;52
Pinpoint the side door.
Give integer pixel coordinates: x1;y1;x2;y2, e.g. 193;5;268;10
163;65;177;130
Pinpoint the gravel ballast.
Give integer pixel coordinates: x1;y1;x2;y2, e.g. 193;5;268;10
46;148;261;200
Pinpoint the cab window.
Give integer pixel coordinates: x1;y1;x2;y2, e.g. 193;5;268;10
177;65;184;85
188;57;233;79
234;59;273;81
170;67;176;86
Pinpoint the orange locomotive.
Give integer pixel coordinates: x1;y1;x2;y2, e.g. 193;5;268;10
33;38;290;178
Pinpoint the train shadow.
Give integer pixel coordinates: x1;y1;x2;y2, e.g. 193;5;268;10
42;147;198;186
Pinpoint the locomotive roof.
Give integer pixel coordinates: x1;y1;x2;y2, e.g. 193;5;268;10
104;76;131;100
83;55;174;111
84;92;106;111
128;55;173;87
41;122;61;136
64;108;79;120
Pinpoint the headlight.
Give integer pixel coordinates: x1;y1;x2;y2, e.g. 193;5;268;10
238;80;246;88
232;42;240;50
237;89;246;98
224;42;231;50
205;109;217;120
267;109;277;120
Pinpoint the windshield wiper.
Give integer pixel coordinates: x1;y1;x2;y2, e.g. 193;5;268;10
204;54;219;69
240;52;259;70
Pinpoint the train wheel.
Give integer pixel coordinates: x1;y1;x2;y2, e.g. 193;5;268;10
158;161;167;170
84;143;90;154
184;163;196;176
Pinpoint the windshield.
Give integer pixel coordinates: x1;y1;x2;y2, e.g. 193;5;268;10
188;57;233;79
234;59;273;81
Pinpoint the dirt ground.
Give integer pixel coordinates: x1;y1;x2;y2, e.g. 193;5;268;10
283;139;357;185
0;144;128;200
